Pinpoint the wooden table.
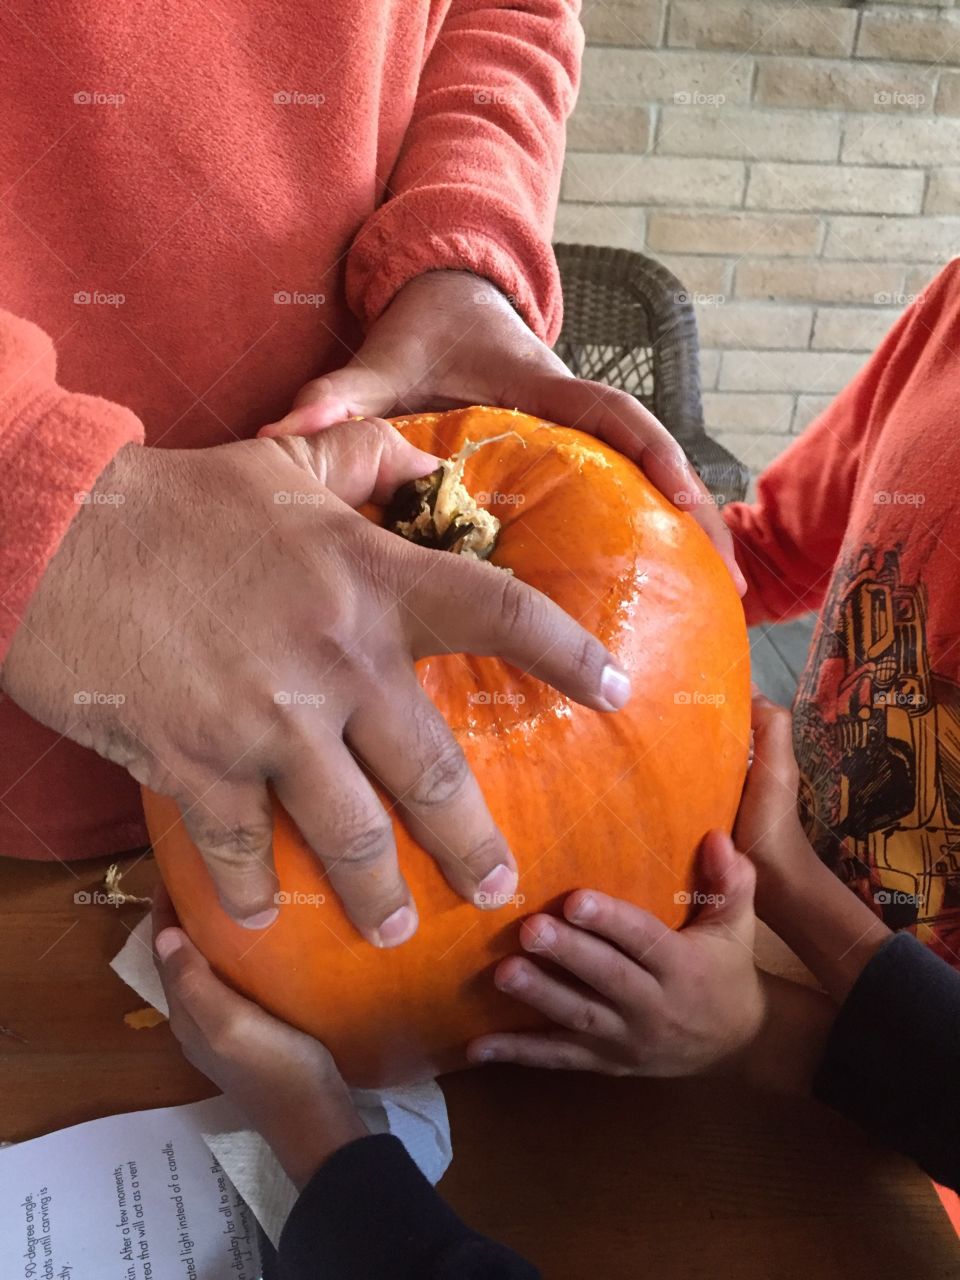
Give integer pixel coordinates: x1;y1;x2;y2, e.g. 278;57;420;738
1;851;956;1279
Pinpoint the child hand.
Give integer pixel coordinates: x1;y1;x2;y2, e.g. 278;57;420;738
466;831;764;1077
735;695;892;998
733;694;819;888
152;886;368;1188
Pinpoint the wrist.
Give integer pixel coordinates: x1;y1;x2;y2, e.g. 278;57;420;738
263;1093;368;1191
757;856;891;1002
730;972;836;1096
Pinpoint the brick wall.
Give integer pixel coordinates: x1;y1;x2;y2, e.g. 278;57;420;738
556;0;960;474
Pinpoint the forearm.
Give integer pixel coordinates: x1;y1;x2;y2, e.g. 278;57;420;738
755;850;891;1003
727;972;836;1096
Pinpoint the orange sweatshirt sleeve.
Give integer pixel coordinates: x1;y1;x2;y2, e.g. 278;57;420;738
722;280;936;627
345;0;582;345
0;311;144;659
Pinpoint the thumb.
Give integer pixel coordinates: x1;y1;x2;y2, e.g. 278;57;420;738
734;693;800;851
294;417;440;508
748;693;800;792
686;830;756;940
260;363;400;437
153;924;256;1047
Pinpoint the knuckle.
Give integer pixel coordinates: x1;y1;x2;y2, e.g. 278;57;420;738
496;574;540;638
191;817;273;872
331;812;394;868
572;631;603;685
207;1009;253;1058
407;736;470;809
573;1004;600;1035
603;955;634;995
461;830;509;874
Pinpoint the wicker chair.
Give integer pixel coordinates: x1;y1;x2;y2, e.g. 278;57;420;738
553;243;749;505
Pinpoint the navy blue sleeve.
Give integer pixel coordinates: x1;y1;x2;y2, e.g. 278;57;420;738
813;931;960;1190
277;1132;540;1279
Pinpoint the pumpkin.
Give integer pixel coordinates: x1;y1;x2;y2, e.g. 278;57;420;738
144;406;750;1087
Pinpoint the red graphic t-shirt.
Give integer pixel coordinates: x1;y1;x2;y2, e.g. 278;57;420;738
725;258;960;969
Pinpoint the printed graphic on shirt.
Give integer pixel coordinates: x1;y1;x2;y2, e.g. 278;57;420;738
794;544;960;969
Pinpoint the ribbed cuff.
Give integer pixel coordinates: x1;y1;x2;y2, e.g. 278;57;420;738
345;189;563;345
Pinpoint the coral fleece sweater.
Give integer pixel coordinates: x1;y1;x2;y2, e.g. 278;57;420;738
724;259;960;969
0;1;581;860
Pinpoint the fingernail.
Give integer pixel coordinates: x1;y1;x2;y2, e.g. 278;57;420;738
473;1046;497;1063
525;921;556;950
733;564;748;597
240;907;280;931
496;966;526;992
600;663;631;710
475;863;518;908
375;905;417;948
155;928;184;962
571;893;597;923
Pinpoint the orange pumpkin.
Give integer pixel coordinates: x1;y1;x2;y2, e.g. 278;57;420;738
144;406;750;1087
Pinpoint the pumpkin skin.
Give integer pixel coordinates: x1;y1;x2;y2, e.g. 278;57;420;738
145;406;750;1087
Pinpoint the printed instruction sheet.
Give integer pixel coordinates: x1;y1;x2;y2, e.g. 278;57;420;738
0;1097;261;1280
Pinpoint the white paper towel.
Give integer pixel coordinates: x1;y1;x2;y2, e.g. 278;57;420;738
111;916;452;1248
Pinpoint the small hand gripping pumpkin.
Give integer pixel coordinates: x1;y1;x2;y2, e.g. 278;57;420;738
144;406;750;1087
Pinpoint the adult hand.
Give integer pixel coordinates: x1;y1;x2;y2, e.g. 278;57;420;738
152;886;367;1189
261;270;745;594
466;831;764;1076
2;418;630;942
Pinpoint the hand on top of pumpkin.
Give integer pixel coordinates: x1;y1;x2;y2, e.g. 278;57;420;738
257;269;747;596
465;830;764;1077
3;415;630;948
